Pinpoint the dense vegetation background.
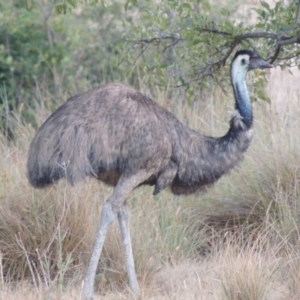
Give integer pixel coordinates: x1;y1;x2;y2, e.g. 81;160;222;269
1;0;299;136
0;0;300;299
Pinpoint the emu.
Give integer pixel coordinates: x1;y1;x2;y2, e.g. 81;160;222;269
27;50;273;299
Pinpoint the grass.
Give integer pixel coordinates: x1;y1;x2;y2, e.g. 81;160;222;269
0;66;300;299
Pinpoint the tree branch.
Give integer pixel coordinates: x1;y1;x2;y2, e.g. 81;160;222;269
130;35;184;46
195;28;300;65
129;1;300;89
278;34;300;45
269;45;281;64
279;0;300;37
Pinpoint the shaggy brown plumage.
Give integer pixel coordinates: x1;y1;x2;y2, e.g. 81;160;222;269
27;49;273;300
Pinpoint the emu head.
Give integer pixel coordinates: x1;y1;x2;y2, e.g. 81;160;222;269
231;50;273;81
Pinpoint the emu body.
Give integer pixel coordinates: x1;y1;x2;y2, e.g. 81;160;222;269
27;50;273;299
28;83;250;195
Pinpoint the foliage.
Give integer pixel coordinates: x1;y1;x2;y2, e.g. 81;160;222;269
1;0;300;137
0;0;134;136
121;0;300;100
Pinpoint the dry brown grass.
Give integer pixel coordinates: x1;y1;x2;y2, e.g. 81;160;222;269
1;66;300;299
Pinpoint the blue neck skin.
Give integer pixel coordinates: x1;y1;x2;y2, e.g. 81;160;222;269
231;68;253;129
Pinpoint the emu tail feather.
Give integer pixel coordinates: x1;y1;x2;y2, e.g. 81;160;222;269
27;121;97;189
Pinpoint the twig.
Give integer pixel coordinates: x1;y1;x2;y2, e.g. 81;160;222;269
196;28;231;36
269;45;281;64
16;233;39;294
278;35;300;46
0;250;4;290
128;34;184;46
31;259;43;291
36;248;50;289
279;0;300;37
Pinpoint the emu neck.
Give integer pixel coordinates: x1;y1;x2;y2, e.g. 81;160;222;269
230;67;252;129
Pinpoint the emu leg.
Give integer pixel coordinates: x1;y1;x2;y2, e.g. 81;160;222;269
81;202;116;300
81;170;153;300
118;204;141;296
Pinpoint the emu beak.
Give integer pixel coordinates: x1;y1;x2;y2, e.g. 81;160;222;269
249;58;273;70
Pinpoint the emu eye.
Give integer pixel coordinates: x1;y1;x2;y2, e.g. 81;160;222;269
250;58;256;62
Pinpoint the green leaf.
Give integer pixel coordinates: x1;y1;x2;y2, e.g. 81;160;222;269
67;0;77;8
252;8;264;18
160;63;169;69
274;1;281;13
192;38;203;46
260;0;270;11
179;3;192;10
24;0;33;10
255;23;265;29
55;4;67;14
125;0;137;11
